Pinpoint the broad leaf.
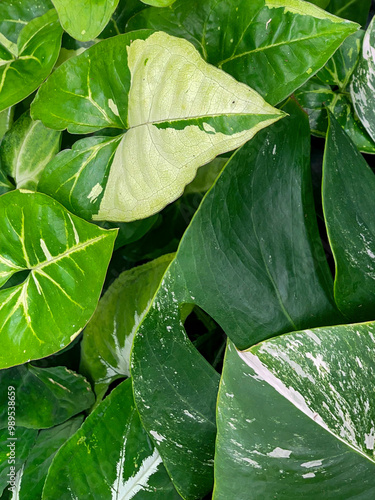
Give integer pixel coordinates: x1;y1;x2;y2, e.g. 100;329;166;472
131;99;339;499
0;10;63;112
0;107;13;141
0;112;61;190
11;417;83;500
214;325;375;499
0;190;116;369
323;113;375;322
141;0;176;6
80;254;173;401
0;365;94;429
51;0;119;41
33;31;284;222
127;0;358;105
351;16;375;142
42;379;180;499
327;0;371;26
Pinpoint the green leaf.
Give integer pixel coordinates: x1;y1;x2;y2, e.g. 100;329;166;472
214;324;375;499
0;364;94;429
100;216;159;250
33;31;284;222
0;428;38;494
351;16;375;142
98;0;148;39
0;190;117;369
131;99;339;499
323;113;375;322
141;0;176;6
51;0;119;41
11;416;83;500
42;379;180;500
0;107;13;142
80;254;173;401
0;10;63;112
0;112;61;190
327;0;371;27
127;0;358;105
309;0;330;7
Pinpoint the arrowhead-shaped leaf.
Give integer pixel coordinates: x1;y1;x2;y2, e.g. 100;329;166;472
128;0;358;105
0;190;116;368
33;31;285;221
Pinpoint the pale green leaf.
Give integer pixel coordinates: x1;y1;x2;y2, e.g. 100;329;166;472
0;112;61;190
141;0;176;6
0;190;117;369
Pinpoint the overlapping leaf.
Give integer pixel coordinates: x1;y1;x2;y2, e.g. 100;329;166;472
327;0;371;26
131;99;340;499
33;30;285;222
127;0;358;105
0;190;116;368
42;379;180;499
0;10;62;112
0;364;94;429
0;112;61;189
214;326;375;499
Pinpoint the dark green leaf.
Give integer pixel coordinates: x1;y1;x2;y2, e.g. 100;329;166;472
0;108;13;142
327;0;371;27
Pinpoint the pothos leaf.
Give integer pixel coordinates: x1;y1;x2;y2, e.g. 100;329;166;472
33;31;285;222
0;190;117;369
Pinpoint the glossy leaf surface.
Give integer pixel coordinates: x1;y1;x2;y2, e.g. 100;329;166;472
33;31;284;222
351;16;375;142
0;190;116;368
127;0;358;105
214;325;375;499
42;379;180;499
80;254;173;400
131;99;339;499
0;107;13;141
0;364;93;429
323;113;375;322
1;112;61;189
0;10;62;112
52;0;119;41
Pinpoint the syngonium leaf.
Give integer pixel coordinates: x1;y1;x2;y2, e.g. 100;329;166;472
214;325;375;499
0;190;117;369
42;379;180;500
295;31;375;153
327;0;371;27
0;10;62;112
10;416;83;500
0;111;61;190
33;30;285;222
351;16;375;142
0;364;94;429
80;253;174;401
0;107;13;141
51;0;119;41
127;0;358;105
130;99;340;499
323;113;375;322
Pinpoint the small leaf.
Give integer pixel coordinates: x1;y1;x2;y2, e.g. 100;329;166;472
351;16;375;142
80;254;173;401
0;365;94;429
323;113;375;321
127;0;359;105
1;112;61;190
51;0;119;41
42;379;180;500
0;10;62;112
0;190;117;369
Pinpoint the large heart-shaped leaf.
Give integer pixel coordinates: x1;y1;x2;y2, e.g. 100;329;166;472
0;10;62;112
127;0;358;105
0;112;61;190
351;16;375;142
42;379;180;499
80;253;173;401
0;364;94;429
323;113;375;321
51;0;119;41
33;31;285;222
131;99;339;499
0;190;116;368
214;325;375;499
